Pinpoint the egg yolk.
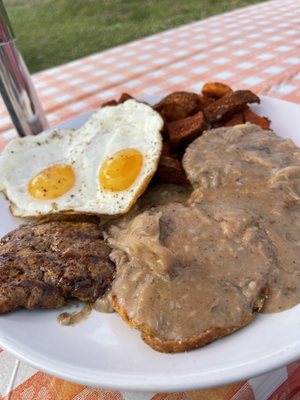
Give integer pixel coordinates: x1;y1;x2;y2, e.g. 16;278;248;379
28;164;75;200
99;148;143;191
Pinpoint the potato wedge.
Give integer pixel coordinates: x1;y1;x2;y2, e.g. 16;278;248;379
156;156;189;185
202;82;233;99
204;90;260;123
154;91;201;122
167;111;207;150
243;107;271;130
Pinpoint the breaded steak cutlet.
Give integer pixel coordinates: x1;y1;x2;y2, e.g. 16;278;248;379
108;201;271;353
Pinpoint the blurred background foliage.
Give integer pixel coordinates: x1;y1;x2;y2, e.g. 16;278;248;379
5;0;266;73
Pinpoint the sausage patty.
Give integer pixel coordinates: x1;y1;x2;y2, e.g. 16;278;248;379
0;219;115;313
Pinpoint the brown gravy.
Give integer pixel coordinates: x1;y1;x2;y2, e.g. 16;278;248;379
60;125;300;343
109;202;271;342
184;123;300;313
58;303;92;326
107;124;300;346
93;290;114;313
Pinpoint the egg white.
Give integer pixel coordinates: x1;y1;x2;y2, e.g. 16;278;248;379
0;100;163;217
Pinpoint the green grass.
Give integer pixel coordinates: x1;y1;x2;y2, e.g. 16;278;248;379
5;0;266;73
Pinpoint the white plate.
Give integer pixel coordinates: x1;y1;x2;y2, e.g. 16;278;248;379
1;96;300;392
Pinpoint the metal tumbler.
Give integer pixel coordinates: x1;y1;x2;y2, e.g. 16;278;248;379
0;1;48;136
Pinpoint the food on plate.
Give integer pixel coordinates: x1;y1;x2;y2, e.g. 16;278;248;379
201;81;233;99
155;156;189;186
183;124;300;191
106;123;300;352
203;90;260;123
1;82;299;354
0;219;115;314
189;184;300;314
183;123;300;189
149;85;271;185
221;110;244;127
108;201;269;353
102;92;134;107
167;110;207;151
153;91;202;122
243;106;271;130
0;100;163;218
136;183;192;209
184;123;300;313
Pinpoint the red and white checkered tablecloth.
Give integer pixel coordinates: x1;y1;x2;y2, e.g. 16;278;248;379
0;0;300;398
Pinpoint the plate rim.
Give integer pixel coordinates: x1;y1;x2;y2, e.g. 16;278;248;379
2;318;300;392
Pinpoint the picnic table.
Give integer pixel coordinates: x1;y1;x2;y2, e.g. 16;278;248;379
0;0;300;398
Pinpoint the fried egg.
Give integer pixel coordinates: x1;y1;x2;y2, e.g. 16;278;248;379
0;100;163;217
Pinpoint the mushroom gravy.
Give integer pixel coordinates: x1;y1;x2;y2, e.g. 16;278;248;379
106;124;300;348
183;123;300;313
